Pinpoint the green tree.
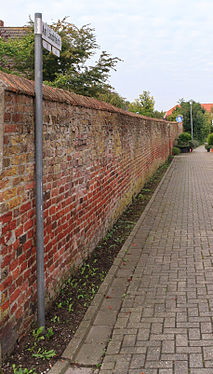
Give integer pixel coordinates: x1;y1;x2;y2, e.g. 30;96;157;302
128;91;157;117
96;90;129;109
0;29;34;78
167;99;209;141
202;110;213;139
0;18;121;98
153;110;165;119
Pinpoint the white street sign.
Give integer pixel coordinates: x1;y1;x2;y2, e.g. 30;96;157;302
42;40;51;52
52;47;60;57
42;22;61;51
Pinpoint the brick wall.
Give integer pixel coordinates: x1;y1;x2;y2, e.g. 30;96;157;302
0;71;180;356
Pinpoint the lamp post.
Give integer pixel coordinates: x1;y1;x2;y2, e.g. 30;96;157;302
190;100;193;139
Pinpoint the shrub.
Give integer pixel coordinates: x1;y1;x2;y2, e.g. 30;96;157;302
205;144;211;150
190;139;200;149
207;133;213;146
177;132;192;152
178;132;192;143
172;146;181;155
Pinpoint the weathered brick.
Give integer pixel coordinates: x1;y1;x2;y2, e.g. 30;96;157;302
10;288;21;304
1;211;12;224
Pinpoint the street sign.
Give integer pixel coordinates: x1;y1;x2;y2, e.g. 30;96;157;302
42;39;51;52
42;22;62;52
52;46;60;57
176;115;183;123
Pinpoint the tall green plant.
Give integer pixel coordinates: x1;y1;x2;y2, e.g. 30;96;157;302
0;18;121;99
207;133;213;145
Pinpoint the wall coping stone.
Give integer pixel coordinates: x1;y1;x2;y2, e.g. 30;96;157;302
0;71;174;123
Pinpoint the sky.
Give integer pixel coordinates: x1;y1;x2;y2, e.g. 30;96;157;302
1;0;213;111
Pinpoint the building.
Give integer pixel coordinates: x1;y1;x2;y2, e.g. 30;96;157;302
0;20;29;40
164;103;213;118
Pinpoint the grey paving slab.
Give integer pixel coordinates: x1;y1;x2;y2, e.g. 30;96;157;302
51;147;213;374
65;369;94;374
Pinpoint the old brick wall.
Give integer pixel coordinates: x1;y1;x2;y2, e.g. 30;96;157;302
0;71;179;356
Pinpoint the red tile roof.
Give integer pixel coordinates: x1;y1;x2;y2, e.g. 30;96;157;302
201;104;213;112
0;25;29;40
164;105;180;118
165;103;213;118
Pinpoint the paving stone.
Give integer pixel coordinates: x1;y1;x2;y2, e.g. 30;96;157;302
174;360;188;374
65;368;94;374
203;346;213;360
190;370;213;374
93;310;118;326
162;340;175;353
189;328;201;340
85;326;112;344
146;347;161;361
176;334;188;346
122;334;136;347
129;354;146;368
189;353;203;367
129;370;157;374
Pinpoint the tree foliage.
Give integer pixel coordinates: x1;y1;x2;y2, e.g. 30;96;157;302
128;91;165;118
167;99;210;141
0;18;121;99
96;90;129;109
0;29;34;78
128;90;155;117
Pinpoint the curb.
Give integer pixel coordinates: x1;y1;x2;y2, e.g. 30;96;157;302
48;158;175;374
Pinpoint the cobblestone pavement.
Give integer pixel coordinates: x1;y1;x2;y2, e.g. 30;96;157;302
61;148;213;374
97;149;213;374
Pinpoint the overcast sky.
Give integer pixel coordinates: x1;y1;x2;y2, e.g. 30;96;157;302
1;0;213;111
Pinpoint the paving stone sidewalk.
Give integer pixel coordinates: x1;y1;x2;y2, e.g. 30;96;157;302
57;147;213;374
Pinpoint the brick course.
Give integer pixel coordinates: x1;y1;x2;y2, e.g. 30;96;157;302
0;71;180;356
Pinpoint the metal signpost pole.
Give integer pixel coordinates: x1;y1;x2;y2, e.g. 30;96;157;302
34;13;45;329
190;100;193;139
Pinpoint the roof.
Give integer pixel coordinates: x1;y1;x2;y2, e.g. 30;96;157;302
0;25;29;40
201;104;213;112
164;105;180;118
165;103;213;118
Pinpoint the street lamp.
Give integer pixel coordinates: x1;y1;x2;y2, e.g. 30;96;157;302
190;100;193;139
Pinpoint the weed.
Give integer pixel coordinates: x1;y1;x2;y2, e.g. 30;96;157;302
45;328;54;340
138;193;146;199
27;327;45;352
100;271;106;281
12;365;37;374
68;303;73;312
114;237;124;244
142;188;151;193
33;327;45;343
51;315;60;323
32;348;56;360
